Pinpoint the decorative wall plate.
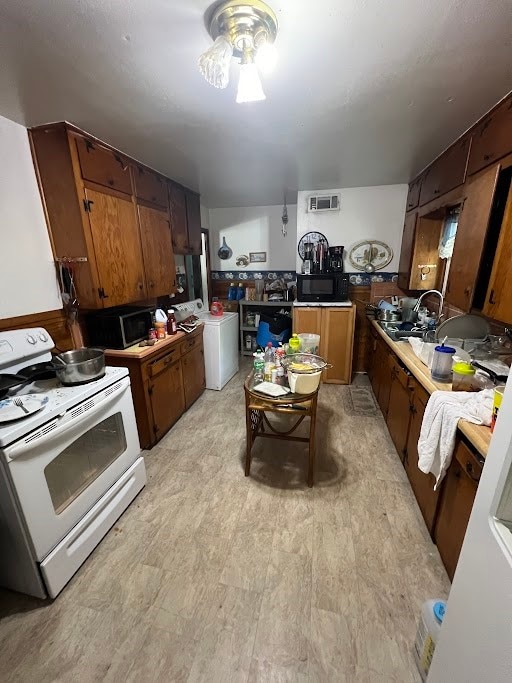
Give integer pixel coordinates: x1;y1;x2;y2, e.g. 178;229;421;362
235;254;249;267
348;240;393;271
297;231;329;260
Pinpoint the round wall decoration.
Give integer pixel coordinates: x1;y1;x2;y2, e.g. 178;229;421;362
297;231;329;260
348;240;393;272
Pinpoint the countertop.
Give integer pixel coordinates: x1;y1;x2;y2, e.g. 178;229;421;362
293;300;353;307
104;324;203;360
371;319;491;458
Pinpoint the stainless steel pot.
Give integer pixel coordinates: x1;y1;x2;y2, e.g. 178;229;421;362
377;310;401;322
52;348;105;385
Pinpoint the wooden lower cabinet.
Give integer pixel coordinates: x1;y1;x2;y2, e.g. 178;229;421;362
182;345;206;409
404;382;440;533
150;359;185;442
386;359;413;461
293;305;355;384
105;327;205;448
434;439;482;581
375;340;393;417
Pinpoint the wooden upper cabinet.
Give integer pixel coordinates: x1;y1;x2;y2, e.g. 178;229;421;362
185;191;202;255
169;183;189;254
468;97;512;176
406;176;422;212
75;137;131;194
483;181;512;323
138;205;177;298
84;187;146;306
133;166;168;208
445;163;500;311
419;137;470;206
397;212;417;290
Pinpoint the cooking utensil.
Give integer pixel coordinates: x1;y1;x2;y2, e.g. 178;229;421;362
364;262;376;274
377;310;401;322
218;237;232;260
13;398;30;414
52;348;105;386
281;353;331;374
0;395;49;423
437;314;490;340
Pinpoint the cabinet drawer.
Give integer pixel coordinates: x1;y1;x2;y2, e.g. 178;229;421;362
468;97;512;175
392;360;412;390
454;439;483;484
419;138;470;205
134;166;168;207
146;346;181;378
75;137;132;194
406;176;422;212
180;333;203;356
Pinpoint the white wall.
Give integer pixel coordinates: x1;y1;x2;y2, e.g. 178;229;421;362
0;115;61;318
208;204;297;271
296;185;408;272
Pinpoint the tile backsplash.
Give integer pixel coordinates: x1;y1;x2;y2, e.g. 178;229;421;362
211;270;399;286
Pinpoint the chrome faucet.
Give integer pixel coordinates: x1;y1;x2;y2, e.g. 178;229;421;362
413;289;444;321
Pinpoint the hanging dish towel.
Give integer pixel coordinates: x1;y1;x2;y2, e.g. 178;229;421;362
418;389;493;489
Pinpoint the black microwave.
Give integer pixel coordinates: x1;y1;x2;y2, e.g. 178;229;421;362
86;306;153;349
296;273;349;303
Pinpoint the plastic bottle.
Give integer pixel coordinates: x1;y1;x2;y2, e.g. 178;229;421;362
264;342;275;381
236;282;245;300
228;283;237;301
253;353;265;383
166;309;177;335
288;333;301;354
210;299;224;316
414;599;446;681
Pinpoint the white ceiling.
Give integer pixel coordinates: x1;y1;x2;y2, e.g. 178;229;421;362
0;1;511;207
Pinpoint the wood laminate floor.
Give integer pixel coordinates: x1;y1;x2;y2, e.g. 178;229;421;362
0;365;450;682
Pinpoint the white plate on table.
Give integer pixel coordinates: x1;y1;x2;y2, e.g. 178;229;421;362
0;395;49;423
253;382;290;397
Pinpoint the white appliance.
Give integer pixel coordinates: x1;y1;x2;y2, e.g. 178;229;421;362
307;193;341;212
0;328;145;599
428;374;512;681
174;299;239;390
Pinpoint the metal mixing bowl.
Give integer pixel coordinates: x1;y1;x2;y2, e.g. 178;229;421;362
53;348;105;385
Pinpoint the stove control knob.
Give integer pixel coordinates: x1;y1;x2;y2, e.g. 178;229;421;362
26;334;37;345
39;332;48;342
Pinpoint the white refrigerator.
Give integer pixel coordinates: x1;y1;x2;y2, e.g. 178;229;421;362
429;374;512;681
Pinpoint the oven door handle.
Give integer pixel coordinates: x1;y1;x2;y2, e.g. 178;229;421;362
6;379;130;462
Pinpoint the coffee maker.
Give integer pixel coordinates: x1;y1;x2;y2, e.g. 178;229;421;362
328;246;344;272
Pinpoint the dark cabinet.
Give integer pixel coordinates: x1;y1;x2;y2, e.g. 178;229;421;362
404;383;441;533
445;164;500;311
434;439;482;580
169;184;202;256
75;137;131;195
375;341;393;418
468;98;512;176
138;205;177;298
419;137;470;206
185;190;202;255
482;181;512;324
133;166;168;208
397;211;417;291
150;358;185;442
386;360;413;461
406;176;422;212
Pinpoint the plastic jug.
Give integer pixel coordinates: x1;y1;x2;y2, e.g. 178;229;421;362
210;299;224;317
431;344;456;382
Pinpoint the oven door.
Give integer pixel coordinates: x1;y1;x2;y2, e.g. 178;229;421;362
4;377;140;561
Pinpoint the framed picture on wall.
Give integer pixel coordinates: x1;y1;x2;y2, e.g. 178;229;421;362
249;252;267;263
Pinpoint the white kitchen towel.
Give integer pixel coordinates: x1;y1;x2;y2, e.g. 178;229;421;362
417;389;493;489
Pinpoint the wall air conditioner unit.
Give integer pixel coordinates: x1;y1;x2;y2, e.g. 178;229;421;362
307;193;341;213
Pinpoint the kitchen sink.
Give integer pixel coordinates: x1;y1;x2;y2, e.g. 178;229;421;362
377;321;425;342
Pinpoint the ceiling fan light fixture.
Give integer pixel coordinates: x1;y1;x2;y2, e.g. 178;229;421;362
200;0;277;102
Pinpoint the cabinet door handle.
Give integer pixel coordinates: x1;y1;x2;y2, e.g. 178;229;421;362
465;461;480;482
483;153;493;161
149;281;154;289
489;289;496;305
138;282;144;290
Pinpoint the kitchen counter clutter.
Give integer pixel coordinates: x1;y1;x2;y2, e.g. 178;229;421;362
367;317;492;580
370;319;491;456
104;324;205;448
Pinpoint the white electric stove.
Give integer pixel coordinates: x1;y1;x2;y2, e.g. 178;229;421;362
0;328;146;599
